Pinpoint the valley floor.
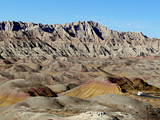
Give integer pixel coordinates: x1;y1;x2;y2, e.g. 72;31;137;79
0;56;160;120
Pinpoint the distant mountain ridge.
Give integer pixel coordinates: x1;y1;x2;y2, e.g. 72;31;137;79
0;21;159;60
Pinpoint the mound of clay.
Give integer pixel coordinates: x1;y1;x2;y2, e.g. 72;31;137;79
70;64;88;72
60;81;122;99
0;79;57;106
15;96;110;112
89;94;160;119
47;83;78;94
47;84;68;93
42;61;74;72
7;64;37;72
55;96;92;107
1;71;56;85
51;71;84;84
15;96;64;109
0;96;112;120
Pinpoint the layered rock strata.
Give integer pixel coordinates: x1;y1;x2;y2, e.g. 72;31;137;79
0;21;159;59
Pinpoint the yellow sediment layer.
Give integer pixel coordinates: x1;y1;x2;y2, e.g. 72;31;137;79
44;71;58;75
0;94;28;106
20;63;37;69
0;64;13;69
64;82;122;99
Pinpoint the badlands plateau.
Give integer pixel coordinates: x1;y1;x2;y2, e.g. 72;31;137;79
0;21;159;120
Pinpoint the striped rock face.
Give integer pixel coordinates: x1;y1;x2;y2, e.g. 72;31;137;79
0;91;29;106
0;79;57;106
60;81;122;99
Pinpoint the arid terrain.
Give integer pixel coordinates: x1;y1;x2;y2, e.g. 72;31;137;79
0;21;160;120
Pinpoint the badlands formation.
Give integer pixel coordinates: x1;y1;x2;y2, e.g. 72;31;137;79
0;21;160;120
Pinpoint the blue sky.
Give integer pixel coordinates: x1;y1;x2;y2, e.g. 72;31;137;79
1;0;160;38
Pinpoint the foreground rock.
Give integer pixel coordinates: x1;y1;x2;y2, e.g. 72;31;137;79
89;94;160;120
0;95;159;120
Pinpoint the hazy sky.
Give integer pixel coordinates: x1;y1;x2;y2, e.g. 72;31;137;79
1;0;160;38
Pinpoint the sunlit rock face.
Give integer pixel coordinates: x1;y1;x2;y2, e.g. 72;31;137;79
0;21;159;60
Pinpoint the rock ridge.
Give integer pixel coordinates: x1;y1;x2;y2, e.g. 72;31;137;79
0;20;159;59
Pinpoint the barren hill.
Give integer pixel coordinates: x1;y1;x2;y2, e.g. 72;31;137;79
0;21;159;59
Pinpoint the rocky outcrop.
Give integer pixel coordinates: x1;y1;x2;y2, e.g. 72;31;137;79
0;21;159;59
